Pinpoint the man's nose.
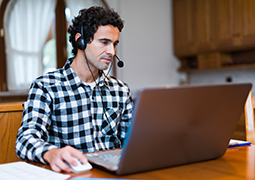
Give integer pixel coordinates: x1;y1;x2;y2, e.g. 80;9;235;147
106;44;115;56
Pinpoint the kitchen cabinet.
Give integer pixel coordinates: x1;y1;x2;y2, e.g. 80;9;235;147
173;0;255;71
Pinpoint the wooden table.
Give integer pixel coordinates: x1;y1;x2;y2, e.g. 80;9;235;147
32;145;255;179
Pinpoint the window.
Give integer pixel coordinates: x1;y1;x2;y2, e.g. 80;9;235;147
2;0;57;90
0;0;109;92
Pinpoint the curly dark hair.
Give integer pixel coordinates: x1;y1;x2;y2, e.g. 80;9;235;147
68;6;124;56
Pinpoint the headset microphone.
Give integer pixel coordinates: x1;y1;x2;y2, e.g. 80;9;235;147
114;55;124;68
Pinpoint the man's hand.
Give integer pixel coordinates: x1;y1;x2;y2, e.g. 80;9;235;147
43;146;88;172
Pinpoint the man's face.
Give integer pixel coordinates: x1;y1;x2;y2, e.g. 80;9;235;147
85;25;120;71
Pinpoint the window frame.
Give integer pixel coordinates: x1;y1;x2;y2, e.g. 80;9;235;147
0;0;68;92
0;0;8;91
0;0;113;92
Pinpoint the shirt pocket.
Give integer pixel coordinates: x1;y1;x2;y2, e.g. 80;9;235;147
101;107;122;136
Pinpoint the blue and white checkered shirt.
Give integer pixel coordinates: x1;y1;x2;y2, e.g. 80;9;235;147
15;58;133;164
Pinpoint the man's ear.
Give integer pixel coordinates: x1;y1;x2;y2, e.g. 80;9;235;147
76;33;86;50
75;33;82;42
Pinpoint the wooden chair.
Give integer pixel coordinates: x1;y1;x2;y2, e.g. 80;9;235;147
0;102;23;163
244;91;255;144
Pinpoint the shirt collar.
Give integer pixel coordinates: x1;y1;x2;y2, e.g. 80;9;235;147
63;58;109;91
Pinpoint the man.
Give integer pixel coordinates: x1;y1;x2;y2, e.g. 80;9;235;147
15;6;133;173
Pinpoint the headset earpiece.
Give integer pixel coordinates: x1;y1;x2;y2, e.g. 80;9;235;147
77;24;86;50
77;36;86;50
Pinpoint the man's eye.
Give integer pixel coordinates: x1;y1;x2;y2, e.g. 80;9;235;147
102;41;109;45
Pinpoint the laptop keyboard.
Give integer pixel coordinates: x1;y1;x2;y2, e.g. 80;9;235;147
98;154;121;165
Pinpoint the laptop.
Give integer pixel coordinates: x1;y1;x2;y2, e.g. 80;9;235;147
85;83;252;175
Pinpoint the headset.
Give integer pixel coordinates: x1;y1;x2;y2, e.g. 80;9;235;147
77;25;87;50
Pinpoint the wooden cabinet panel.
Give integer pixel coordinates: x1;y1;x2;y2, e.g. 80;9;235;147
215;0;255;49
241;0;255;45
215;0;235;48
173;0;216;55
194;0;215;52
173;0;196;56
173;0;255;71
174;0;255;53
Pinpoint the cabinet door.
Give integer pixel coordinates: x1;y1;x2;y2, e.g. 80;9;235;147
240;0;255;46
215;0;235;48
173;0;196;56
194;0;215;52
216;0;255;49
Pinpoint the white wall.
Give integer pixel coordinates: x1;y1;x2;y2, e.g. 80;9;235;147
107;0;255;96
108;0;180;96
189;69;255;95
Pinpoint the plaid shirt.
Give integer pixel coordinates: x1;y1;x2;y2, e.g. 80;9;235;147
15;58;133;164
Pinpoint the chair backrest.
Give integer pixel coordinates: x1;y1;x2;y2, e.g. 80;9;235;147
0;102;23;163
244;91;255;144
